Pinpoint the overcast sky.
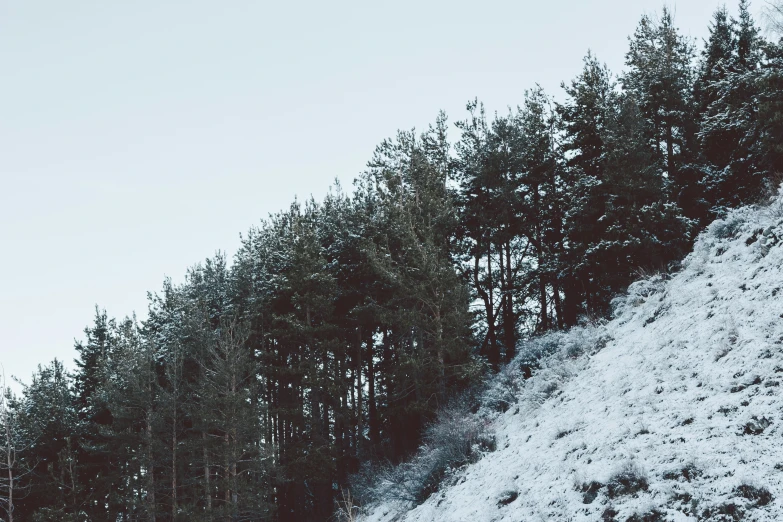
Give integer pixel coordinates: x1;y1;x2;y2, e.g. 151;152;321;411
0;0;759;391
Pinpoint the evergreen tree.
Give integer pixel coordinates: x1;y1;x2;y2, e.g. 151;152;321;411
455;101;528;367
596;93;692;296
736;0;762;69
362;115;477;456
0;373;24;522
517;87;566;333
13;361;82;521
698;0;770;214
557;52;615;322
623;8;697;210
72;309;120;521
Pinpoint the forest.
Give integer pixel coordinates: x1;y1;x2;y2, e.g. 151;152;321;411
2;2;782;521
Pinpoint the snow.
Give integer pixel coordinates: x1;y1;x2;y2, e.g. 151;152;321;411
362;195;783;521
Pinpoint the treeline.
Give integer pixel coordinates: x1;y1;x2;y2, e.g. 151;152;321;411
2;3;782;521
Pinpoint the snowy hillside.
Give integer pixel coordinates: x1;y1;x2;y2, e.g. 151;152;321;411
361;197;783;521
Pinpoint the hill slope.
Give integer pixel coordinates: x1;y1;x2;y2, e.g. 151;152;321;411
362;197;783;521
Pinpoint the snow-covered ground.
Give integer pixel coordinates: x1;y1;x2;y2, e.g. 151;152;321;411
362;197;783;521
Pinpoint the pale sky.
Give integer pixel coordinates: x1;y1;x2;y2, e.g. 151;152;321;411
0;0;755;391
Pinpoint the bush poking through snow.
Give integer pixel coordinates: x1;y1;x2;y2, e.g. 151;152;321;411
606;462;649;499
625;509;666;522
349;394;495;507
481;324;609;413
735;484;774;507
496;489;518;506
579;481;604;504
423;397;496;471
701;502;744;521
335;489;360;522
662;462;702;482
742;416;772;435
601;506;618;521
620;274;668;310
711;214;746;240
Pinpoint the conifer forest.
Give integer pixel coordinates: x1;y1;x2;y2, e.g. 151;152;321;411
2;2;783;521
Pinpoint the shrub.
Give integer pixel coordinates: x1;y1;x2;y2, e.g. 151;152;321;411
601;506;618;521
701;502;744;521
662;462;701;482
711;214;746;239
606;462;649;498
625;509;666;522
579;481;603;504
424;398;495;466
334;489;360;522
613;271;668;313
350;394;495;506
736;483;773;506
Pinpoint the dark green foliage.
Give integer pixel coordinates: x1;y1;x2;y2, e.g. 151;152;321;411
695;1;783;220
607;464;649;498
580;481;604;504
623;8;697;194
11;361;83;520
736;483;773;506
625;509;666;522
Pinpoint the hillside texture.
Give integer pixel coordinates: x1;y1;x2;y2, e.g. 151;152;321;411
363;197;783;521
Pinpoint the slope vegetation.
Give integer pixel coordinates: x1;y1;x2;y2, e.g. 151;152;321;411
363;196;783;521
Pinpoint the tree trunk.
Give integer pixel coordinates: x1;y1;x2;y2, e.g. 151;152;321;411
479;242;499;370
356;327;363;455
203;431;211;513
147;413;156;522
367;339;380;450
172;414;177;521
561;275;580;328
503;240;516;361
666;122;675;178
553;280;564;329
4;415;13;522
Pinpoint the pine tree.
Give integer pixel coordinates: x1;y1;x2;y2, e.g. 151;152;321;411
518;87;563;333
623;8;697;209
455;101;528;367
737;0;762;69
698;0;770;214
72;309;120;521
0;373;23;522
596;93;692;296
362;115;476;458
200;318;271;520
97;316;159;521
13;360;82;521
557;52;615;323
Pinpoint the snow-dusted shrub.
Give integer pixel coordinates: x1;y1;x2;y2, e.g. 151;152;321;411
350;393;495;507
424;397;495;467
624;508;665;522
735;483;773;506
579;480;603;504
481;325;609;412
610;270;671;319
601;506;619;521
334;489;361;522
662;462;702;482
606;462;649;498
517;327;602;374
710;214;746;239
482;362;522;412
